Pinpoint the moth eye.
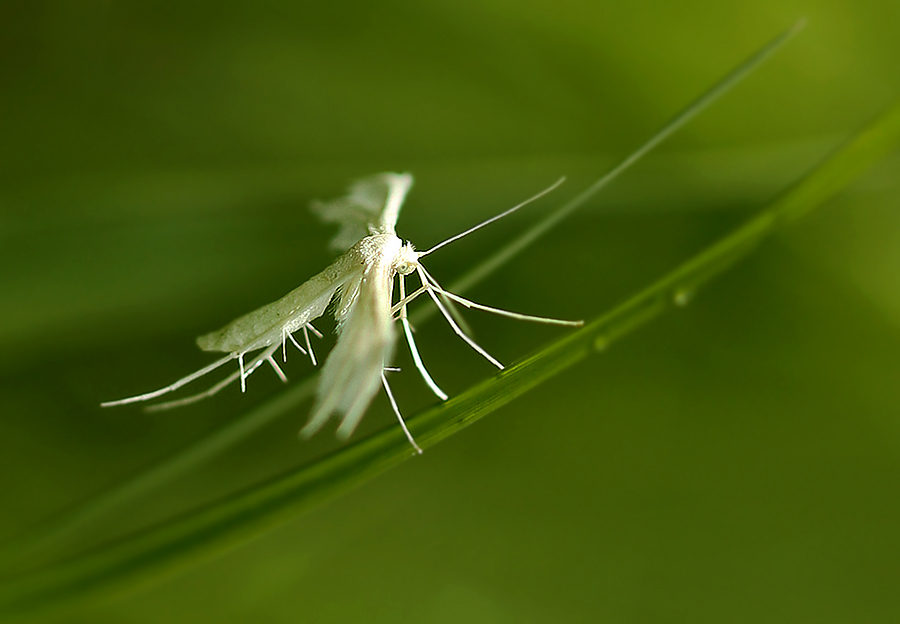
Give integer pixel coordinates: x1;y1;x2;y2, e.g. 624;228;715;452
397;260;417;275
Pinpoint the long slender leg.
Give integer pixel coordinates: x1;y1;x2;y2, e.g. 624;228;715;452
286;331;307;357
390;284;428;316
266;354;288;382
381;371;422;454
417;266;504;369
243;354;267;377
437;291;475;337
238;347;271;393
417;268;474;336
101;353;238;407
302;325;317;366
146;370;241;411
144;344;278;411
389;276;467;329
281;327;308;363
398;275;448;400
419;265;583;327
283;324;319;366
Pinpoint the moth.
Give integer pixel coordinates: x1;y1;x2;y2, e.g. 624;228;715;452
102;173;582;452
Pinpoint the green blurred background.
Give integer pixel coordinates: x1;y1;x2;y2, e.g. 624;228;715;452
2;0;899;622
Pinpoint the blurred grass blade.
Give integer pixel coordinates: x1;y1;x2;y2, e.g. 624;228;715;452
2;92;899;619
0;378;319;572
0;21;804;572
451;18;806;294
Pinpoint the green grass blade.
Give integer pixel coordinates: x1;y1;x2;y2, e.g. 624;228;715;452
0;22;804;573
2;92;899;620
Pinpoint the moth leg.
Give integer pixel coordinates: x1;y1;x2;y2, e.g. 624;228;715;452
145;345;276;411
381;370;423;454
390;284;428;316
438;293;474;337
416;267;504;370
302;325;317;366
398;274;447;400
419;265;583;327
282;327;308;363
415;268;474;336
101;353;238;407
286;327;306;355
145;370;241;411
239;348;272;392
266;353;288;383
239;353;247;393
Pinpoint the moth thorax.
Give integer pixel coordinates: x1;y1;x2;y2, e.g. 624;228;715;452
394;243;419;276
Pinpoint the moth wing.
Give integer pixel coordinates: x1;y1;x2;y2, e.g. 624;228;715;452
195;251;361;354
312;172;413;252
302;247;396;438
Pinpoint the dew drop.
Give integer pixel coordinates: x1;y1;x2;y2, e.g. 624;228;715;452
673;287;694;307
594;335;611;352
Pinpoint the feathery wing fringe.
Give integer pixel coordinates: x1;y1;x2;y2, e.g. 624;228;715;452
312;173;413;251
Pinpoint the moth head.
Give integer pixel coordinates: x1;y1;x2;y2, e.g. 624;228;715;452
394;242;420;276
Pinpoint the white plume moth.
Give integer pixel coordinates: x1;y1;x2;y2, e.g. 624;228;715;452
102;173;582;452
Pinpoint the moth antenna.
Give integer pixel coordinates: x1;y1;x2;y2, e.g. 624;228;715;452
418;177;565;257
398;274;448;401
417;266;503;369
419;265;583;327
381;371;423;454
101;353;238;407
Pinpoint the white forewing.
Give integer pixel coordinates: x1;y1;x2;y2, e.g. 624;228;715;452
302;234;401;438
312;172;413;252
195;250;361;354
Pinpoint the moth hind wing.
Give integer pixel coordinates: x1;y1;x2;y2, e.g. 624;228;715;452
313;173;413;251
302;261;396;438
